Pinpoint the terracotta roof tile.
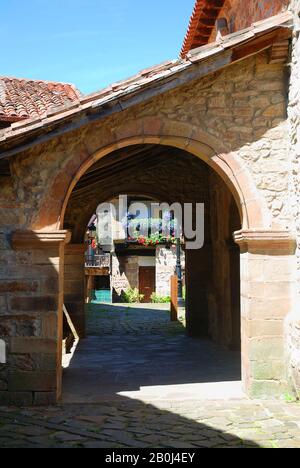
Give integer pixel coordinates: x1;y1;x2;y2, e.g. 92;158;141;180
181;0;226;58
180;0;290;58
0;77;81;123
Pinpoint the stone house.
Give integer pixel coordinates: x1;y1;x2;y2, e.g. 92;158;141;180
84;197;185;303
0;0;299;405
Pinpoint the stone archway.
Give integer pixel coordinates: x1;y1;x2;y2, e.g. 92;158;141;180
31;134;269;232
62;145;242;344
10;133;296;403
61;143;244;402
2;42;298;405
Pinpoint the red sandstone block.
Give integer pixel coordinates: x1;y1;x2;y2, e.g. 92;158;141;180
64;264;84;277
10;337;57;354
64;254;85;265
33;391;56;406
31;250;60;265
114;120;143;141
0;281;39;293
33;202;62;232
35;353;57;371
142;117;163;135
41;314;57;340
0;391;33;406
9;295;58;312
50;172;72;202
8;371;56;392
40;277;59;294
5;265;59;280
64;280;84;294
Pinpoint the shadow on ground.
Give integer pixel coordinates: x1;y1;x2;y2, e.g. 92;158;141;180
63;303;242;403
1;305;299;448
0;398;262;448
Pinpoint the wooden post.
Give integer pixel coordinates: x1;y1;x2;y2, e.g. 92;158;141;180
170;275;178;321
85;274;94;303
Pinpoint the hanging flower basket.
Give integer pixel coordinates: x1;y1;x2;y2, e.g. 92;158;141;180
134;234;177;247
123;216;179;247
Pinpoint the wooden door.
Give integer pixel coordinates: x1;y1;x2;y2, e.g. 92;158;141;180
139;267;156;303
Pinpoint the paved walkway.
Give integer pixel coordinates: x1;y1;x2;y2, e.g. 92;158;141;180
0;399;300;448
0;304;300;448
63;304;243;403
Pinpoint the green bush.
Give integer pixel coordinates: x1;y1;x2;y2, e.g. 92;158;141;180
150;293;171;303
121;288;144;303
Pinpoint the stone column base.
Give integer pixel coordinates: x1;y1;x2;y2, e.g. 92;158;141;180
234;229;296;399
0;230;71;406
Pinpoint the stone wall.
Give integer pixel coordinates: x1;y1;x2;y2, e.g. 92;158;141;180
156;246;185;297
210;0;289;42
0;232;66;405
287;0;300;393
60;53;291;233
111;254;139;301
3;52;289;234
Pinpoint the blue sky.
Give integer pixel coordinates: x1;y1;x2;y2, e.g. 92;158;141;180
1;0;195;94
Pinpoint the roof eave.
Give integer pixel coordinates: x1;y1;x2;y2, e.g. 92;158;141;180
181;0;226;58
0;13;293;160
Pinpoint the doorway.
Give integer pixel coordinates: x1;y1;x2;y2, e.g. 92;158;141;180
139;266;156;303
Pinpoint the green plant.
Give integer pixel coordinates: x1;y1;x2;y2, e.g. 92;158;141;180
121;288;144;303
150;293;171;303
284;393;298;403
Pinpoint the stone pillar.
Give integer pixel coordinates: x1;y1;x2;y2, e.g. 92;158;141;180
185;245;212;337
234;229;296;398
64;244;86;338
0;230;70;406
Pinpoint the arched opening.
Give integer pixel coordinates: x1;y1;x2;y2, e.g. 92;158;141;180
61;144;243;402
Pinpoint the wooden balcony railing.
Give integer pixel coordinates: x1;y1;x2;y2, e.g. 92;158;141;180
85;254;110;268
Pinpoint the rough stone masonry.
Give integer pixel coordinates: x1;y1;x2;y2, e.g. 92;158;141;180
287;0;300;393
0;7;299;405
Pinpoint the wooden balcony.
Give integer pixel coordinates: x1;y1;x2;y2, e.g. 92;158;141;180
85;254;111;276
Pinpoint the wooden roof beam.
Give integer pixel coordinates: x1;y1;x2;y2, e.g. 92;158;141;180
194;27;212;37
198;18;216;27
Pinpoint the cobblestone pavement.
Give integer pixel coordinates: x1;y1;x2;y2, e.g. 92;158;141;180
0;400;300;448
86;303;187;336
0;304;299;448
63;304;243;402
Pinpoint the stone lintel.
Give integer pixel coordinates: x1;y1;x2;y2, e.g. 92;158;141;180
12;230;71;250
234;229;296;254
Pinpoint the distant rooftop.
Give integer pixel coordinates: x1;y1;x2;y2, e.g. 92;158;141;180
181;0;226;57
0;76;81;124
180;0;289;58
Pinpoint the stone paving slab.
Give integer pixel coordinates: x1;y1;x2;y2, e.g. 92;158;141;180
0;400;300;448
63;304;242;404
1;304;299;448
